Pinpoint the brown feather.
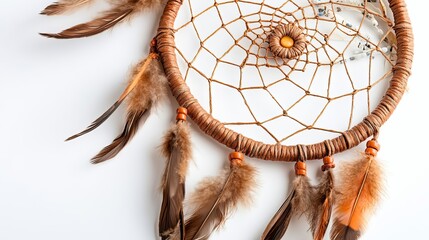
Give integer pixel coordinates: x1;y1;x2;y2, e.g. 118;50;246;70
91;55;168;163
168;220;183;240
66;100;122;141
66;53;157;141
185;161;256;240
261;186;294;240
310;169;334;240
330;155;383;240
91;110;147;164
261;175;313;240
41;0;95;15
159;121;192;240
40;0;166;39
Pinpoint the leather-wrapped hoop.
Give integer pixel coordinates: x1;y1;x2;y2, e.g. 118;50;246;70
156;0;414;162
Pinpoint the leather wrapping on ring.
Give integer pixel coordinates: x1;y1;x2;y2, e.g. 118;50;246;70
156;0;414;162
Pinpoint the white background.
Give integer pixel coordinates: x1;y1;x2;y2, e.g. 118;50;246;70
0;1;427;240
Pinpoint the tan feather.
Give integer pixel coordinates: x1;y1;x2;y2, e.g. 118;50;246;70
330;154;383;240
41;0;95;15
310;169;334;240
40;0;166;39
185;160;256;240
159;120;192;240
91;54;168;164
261;174;313;240
66;53;156;141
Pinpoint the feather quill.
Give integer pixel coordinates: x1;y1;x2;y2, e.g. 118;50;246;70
185;158;256;240
159;119;192;240
41;0;95;15
330;154;382;240
310;169;334;240
89;54;167;163
40;0;166;39
261;174;313;240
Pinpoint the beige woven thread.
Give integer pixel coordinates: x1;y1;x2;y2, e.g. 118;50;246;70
156;0;414;162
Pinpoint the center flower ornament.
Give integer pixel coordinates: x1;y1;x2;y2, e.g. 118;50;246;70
269;24;307;59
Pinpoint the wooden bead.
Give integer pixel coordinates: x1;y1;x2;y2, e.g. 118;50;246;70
295;161;306;175
366;140;380;151
280;36;294;48
322;156;335;171
323;156;334;165
296;169;306;176
295;161;306;170
230;152;244;167
365;147;378;157
176;113;187;121
176;107;188;121
177;107;188;115
229;152;244;161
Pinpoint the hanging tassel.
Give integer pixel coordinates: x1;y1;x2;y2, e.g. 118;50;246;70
40;0;166;39
66;40;168;163
40;0;95;15
261;160;313;240
330;139;383;240
185;152;256;240
159;107;191;240
310;156;335;240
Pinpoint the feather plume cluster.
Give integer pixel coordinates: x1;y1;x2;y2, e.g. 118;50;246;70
91;55;168;163
184;161;256;240
331;154;383;240
125;55;167;116
66;54;168;163
41;0;167;39
159;120;192;240
261;175;313;240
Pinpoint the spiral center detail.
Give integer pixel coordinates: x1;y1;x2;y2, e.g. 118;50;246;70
269;24;307;59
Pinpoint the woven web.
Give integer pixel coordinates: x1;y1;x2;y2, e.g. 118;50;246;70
173;0;396;145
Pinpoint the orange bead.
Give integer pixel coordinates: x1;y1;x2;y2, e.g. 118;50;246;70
280;36;294;48
323;156;334;165
295;161;306;170
365;147;378;157
366;140;380;151
229;152;244;161
177;107;188;115
296;169;306;176
295;161;306;175
176;113;187;121
176;107;188;121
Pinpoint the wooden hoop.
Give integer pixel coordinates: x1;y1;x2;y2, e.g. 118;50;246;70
156;0;413;161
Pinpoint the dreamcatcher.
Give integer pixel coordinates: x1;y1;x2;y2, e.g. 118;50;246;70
40;0;413;239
